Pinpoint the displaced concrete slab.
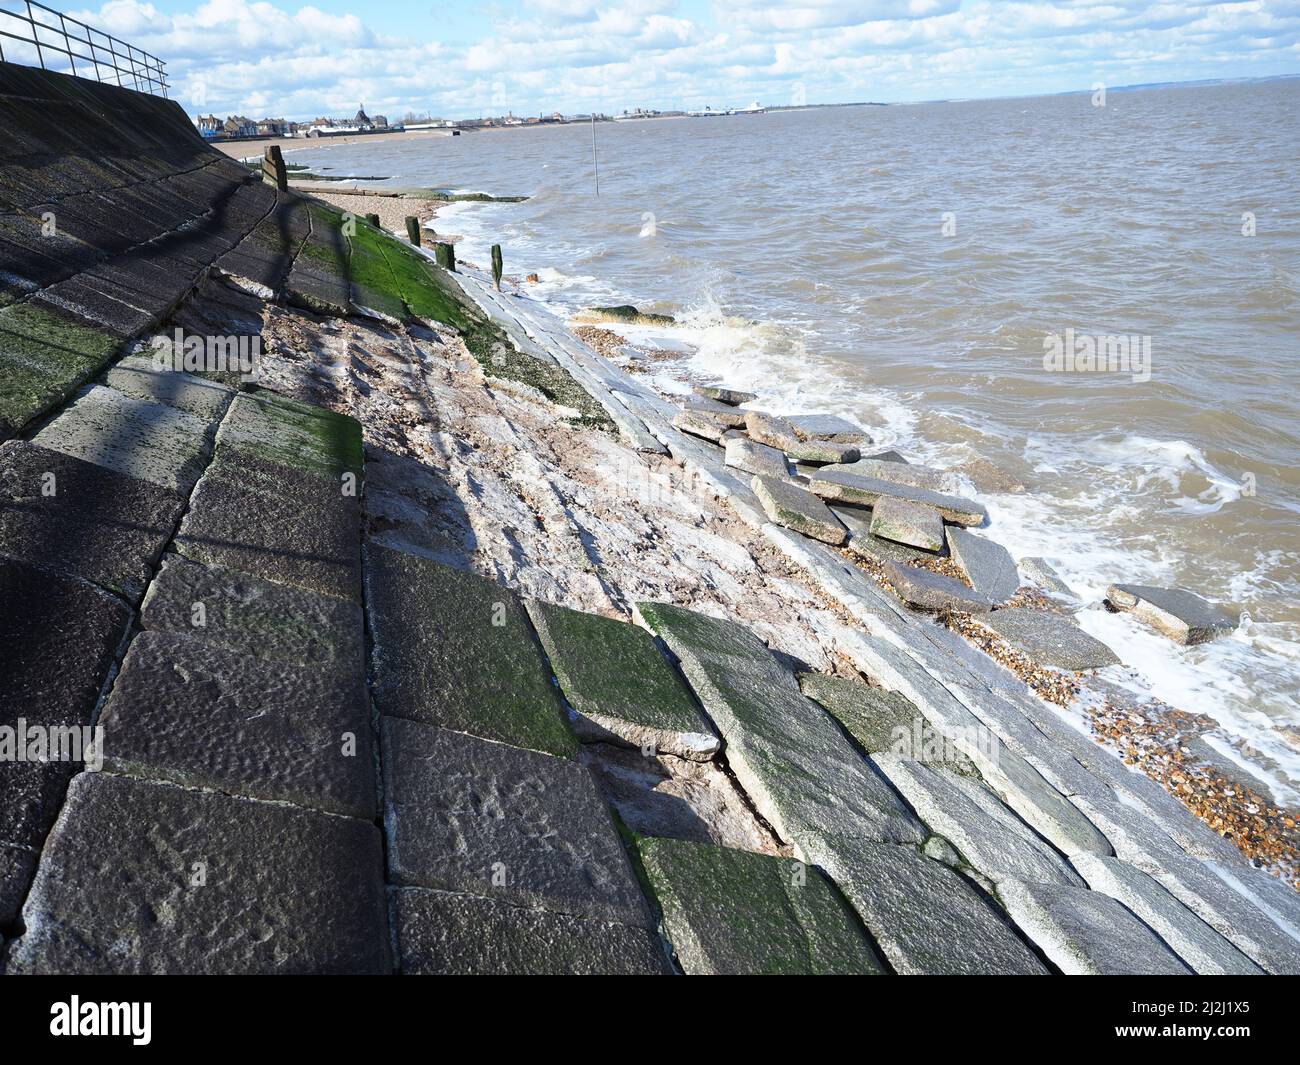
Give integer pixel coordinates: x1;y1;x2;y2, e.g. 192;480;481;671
787;413;869;444
141;556;364;669
882;560;996;613
391;887;671;974
104;355;235;421
826;842;1049;975
744;411;860;464
996;878;1192;975
6;771;389;974
0;556;132;923
947;528;1021;603
99;632;376;818
1150;860;1300;975
869;496;945;551
671;408;728;443
872;755;1083;890
724;435;787;479
0;440;184;602
175;450;362;603
832;505;941;566
366;545;576;758
810;468;985;525
1020;556;1079;601
638;836;885;974
526;600;718;760
752;474;847;545
819;457;955;493
693;384;755;406
636;603;925;855
1070;853;1264;975
32;383;216;494
1106;584;1238;645
682;396;747;428
976;607;1121;671
381;717;651;927
216;391;364;482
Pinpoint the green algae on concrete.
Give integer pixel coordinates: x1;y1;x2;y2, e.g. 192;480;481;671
366;544;578;758
0;301;120;437
638;836;886;975
215;390;363;482
580;304;675;326
525;599;719;760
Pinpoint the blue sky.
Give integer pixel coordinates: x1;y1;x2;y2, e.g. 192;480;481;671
55;1;1300;120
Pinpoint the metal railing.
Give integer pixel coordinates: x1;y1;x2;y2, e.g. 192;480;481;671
0;1;168;96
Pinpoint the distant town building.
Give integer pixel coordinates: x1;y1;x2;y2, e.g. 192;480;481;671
195;114;222;139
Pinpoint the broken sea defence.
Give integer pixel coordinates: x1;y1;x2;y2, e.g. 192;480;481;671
1;62;1298;975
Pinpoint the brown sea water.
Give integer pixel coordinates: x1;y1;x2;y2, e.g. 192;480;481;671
294;79;1300;792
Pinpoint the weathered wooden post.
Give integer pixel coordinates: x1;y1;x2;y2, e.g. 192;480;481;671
262;145;287;191
435;242;456;272
491;244;503;290
405;215;422;246
365;212;380;228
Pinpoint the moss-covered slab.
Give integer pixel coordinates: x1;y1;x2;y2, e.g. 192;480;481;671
869;496;945;552
5;772;390;974
996;878;1191;975
215;391;363;482
826;842;1050;975
872;755;1082;890
744;410;861;464
638;837;885;974
635;602;924;857
832;505;943;565
381;717;650;926
798;672;978;775
174;451;362;603
752;473;847;545
0;300;120;435
32;383;216;494
105;355;235;421
724;435;786;478
0;440;184;602
391;887;672;975
141;556;363;669
99;631;375;818
525;599;718;760
365;544;577;758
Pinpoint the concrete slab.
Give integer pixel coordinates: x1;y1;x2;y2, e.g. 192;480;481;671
175;451;362;603
104;355;235;421
786;413;869;444
1106;584;1238;645
819;457;955;493
635;603;925;854
391;887;672;975
872;755;1083;889
832;504;942;566
752;474;847;545
5;772;389;974
141;556;363;669
99;632;376;818
381;717;651;927
869;496;945;551
825;842;1049;974
638;836;885;974
976;607;1121;671
996;878;1192;975
0;440;184;602
32;383;216;494
682;396;747;428
366;546;576;758
882;560;996;613
526;599;718;760
744;411;860;464
947;528;1021;603
694;385;755;406
798;673;930;755
216;391;364;482
1020;556;1079;601
1070;854;1264;975
671;408;727;443
724;435;787;479
810;468;985;525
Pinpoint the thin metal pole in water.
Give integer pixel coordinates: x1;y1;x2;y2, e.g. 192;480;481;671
591;113;599;197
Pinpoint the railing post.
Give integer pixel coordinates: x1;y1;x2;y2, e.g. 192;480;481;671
58;13;75;76
28;2;47;69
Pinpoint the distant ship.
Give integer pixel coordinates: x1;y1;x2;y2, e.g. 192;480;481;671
687;102;765;117
687;105;731;117
737;101;766;114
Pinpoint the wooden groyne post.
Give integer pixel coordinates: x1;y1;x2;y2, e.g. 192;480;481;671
405;216;422;246
491;244;503;290
435;242;456;272
365;212;380;228
262;145;287;191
